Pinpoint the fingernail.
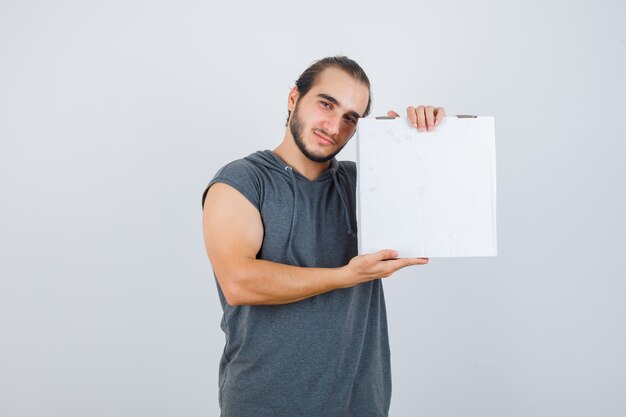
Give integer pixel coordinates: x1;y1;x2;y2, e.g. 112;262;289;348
412;122;417;128
435;120;439;125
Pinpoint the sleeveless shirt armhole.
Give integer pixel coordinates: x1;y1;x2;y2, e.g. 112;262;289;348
201;159;262;211
204;177;261;212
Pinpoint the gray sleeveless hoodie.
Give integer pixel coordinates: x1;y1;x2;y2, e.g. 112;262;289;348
203;150;391;417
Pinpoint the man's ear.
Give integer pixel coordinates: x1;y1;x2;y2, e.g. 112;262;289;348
287;86;300;112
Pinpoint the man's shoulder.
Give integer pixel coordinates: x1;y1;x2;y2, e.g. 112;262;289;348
215;150;272;178
336;160;357;178
337;160;356;170
202;151;271;209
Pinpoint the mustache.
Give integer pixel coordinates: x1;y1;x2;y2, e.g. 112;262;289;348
313;128;336;144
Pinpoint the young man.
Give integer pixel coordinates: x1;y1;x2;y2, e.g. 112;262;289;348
202;56;445;417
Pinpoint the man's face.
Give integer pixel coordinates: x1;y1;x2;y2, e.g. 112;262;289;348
288;67;369;163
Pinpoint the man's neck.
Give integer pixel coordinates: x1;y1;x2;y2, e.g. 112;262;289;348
273;132;331;181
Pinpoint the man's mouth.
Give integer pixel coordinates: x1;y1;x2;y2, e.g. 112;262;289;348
314;130;335;145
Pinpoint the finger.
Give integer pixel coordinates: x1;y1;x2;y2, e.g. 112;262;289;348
387;110;400;118
383;258;429;273
434;107;446;126
400;257;429;265
406;106;417;127
416;106;426;131
373;249;399;261
425;106;435;131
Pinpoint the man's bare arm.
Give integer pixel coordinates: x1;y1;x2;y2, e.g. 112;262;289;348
202;182;427;306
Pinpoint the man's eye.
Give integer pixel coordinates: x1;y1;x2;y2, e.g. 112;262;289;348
345;116;356;125
321;101;331;109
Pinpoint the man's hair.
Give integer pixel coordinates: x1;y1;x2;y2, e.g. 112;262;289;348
286;56;372;126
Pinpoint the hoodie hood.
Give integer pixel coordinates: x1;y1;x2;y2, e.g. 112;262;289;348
244;149;340;181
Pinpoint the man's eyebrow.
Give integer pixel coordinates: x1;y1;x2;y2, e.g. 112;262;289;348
317;93;362;119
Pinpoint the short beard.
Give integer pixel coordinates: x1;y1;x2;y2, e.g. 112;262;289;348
289;102;346;163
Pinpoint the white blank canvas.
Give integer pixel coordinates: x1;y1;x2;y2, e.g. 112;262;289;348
356;116;497;257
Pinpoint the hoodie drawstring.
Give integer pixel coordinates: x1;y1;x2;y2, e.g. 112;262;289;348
331;167;357;237
285;166;299;265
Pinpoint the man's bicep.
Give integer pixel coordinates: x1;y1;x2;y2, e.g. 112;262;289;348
202;182;264;275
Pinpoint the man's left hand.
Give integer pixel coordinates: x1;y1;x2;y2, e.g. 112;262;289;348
387;106;446;132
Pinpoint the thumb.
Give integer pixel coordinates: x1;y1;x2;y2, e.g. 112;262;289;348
387;110;400;118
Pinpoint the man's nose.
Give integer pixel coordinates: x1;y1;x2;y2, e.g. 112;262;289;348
323;113;341;136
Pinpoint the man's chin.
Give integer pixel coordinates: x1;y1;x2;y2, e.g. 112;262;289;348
304;142;347;162
304;151;335;164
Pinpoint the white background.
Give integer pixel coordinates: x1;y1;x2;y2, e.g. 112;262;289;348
1;0;624;416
